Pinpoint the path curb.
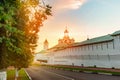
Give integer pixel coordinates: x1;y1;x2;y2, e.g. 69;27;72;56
83;71;93;74
112;74;120;76
98;72;112;75
24;69;32;80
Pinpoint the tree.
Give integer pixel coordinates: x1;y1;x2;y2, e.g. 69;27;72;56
0;0;22;69
17;0;51;54
15;0;51;67
0;0;51;79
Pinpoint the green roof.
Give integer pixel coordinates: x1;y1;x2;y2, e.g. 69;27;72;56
39;30;119;52
111;30;120;36
72;34;113;47
42;35;114;52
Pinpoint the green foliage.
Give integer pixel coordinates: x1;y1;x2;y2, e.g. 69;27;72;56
7;70;15;80
0;0;51;70
0;0;28;69
0;0;21;69
16;0;52;67
7;69;30;80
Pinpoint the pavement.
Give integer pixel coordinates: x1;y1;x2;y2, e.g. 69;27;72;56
26;66;120;80
26;66;73;80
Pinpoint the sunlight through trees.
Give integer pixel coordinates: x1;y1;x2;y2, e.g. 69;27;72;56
0;1;51;79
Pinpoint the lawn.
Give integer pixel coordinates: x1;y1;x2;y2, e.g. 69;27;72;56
42;64;120;76
7;68;30;80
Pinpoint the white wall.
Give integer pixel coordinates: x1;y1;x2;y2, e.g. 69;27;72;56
46;35;120;68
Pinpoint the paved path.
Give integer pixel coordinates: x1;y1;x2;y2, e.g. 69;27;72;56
26;66;120;80
26;66;73;80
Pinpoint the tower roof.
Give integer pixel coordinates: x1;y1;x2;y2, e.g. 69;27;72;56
64;28;69;33
44;39;48;43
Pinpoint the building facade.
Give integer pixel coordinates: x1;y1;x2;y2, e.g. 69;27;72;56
45;30;120;68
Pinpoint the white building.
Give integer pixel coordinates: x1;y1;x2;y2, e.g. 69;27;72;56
35;28;75;63
38;29;120;68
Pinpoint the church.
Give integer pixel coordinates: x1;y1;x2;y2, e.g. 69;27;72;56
37;28;120;68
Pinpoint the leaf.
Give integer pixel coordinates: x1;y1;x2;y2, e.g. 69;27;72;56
0;23;3;28
0;6;3;10
0;37;3;43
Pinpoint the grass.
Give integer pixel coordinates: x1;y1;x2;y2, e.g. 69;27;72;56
41;65;120;75
7;69;15;80
7;68;30;80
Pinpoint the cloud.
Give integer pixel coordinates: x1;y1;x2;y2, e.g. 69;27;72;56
47;0;87;12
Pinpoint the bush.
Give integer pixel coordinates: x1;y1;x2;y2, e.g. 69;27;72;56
94;65;97;68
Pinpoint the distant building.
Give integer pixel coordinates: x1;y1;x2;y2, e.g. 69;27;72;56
45;30;120;68
35;28;74;63
36;28;120;68
34;39;49;63
58;28;75;46
46;28;75;52
44;39;49;50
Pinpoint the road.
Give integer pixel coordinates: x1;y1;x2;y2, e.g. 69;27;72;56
26;66;120;80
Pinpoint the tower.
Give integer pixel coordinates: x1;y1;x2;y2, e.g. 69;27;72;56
58;27;75;45
44;39;49;50
64;28;69;37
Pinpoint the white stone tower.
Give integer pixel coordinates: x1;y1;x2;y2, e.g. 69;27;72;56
44;39;49;50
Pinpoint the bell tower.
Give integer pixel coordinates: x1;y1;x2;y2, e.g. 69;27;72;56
64;27;69;37
44;39;49;50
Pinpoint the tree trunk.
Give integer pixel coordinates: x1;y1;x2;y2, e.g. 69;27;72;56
15;68;19;80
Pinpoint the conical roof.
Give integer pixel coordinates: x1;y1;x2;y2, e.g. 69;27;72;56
64;29;69;33
44;39;48;43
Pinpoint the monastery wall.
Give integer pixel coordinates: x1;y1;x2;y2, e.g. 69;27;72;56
46;34;120;68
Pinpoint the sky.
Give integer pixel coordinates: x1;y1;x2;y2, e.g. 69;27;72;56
35;0;120;52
